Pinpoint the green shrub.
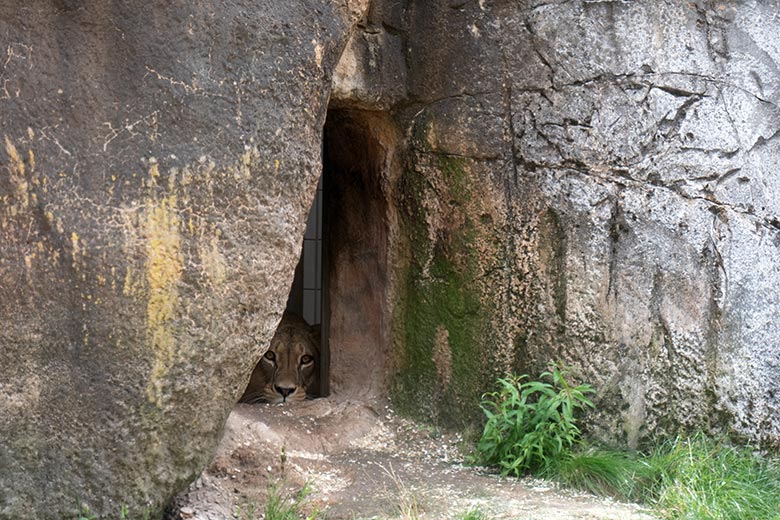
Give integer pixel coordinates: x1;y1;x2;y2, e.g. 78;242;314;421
475;364;595;476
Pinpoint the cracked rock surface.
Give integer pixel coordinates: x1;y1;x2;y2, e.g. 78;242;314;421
386;0;780;447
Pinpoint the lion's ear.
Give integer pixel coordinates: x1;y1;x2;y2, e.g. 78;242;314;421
309;324;321;353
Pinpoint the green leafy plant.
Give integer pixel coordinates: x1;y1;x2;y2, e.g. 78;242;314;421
475;364;595;476
474;366;780;519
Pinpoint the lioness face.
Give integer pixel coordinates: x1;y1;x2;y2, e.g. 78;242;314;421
240;314;319;405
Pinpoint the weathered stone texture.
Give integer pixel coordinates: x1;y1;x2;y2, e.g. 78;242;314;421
3;0;780;516
388;0;780;447
0;2;362;518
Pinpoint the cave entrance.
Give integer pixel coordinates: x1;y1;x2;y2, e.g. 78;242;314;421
239;109;395;404
207;109;402;516
310;108;395;400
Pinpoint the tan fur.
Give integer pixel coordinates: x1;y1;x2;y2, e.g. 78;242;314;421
239;313;320;404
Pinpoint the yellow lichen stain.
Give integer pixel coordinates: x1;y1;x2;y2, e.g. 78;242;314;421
200;232;227;288
108;174;117;198
4;136;29;209
237;148;253;180
168;167;178;191
149;158;160;180
274;159;280;173
44;210;55;226
179;165;192;187
143;193;183;407
123;265;143;297
70;232;81;269
69;233;86;272
4;136;23;174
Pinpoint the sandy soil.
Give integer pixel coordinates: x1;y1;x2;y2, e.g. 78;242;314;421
172;398;655;520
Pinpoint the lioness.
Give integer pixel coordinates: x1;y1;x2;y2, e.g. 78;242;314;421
239;313;320;404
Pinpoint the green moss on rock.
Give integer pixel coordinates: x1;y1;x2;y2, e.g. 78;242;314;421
392;154;496;428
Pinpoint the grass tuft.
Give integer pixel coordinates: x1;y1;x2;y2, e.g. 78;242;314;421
264;481;321;520
646;434;780;520
237;481;322;520
456;508;494;520
542;447;654;501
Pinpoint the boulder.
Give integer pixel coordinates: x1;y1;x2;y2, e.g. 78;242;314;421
0;1;364;517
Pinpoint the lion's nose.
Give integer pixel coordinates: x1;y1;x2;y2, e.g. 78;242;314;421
275;385;295;398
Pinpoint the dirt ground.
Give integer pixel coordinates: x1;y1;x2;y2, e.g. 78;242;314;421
173;398;656;520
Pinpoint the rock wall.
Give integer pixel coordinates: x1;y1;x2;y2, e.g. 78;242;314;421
3;0;780;516
374;0;780;447
0;2;364;518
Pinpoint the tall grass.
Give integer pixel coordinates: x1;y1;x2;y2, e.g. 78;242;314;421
542;446;654;501
646;435;780;520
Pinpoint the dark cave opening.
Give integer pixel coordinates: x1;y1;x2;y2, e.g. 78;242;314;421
320;108;396;399
239;108;398;403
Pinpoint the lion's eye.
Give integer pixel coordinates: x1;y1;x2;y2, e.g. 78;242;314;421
264;351;276;362
300;355;313;365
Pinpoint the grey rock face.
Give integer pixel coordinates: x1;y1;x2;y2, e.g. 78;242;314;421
388;0;780;447
0;2;360;518
505;0;780;448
